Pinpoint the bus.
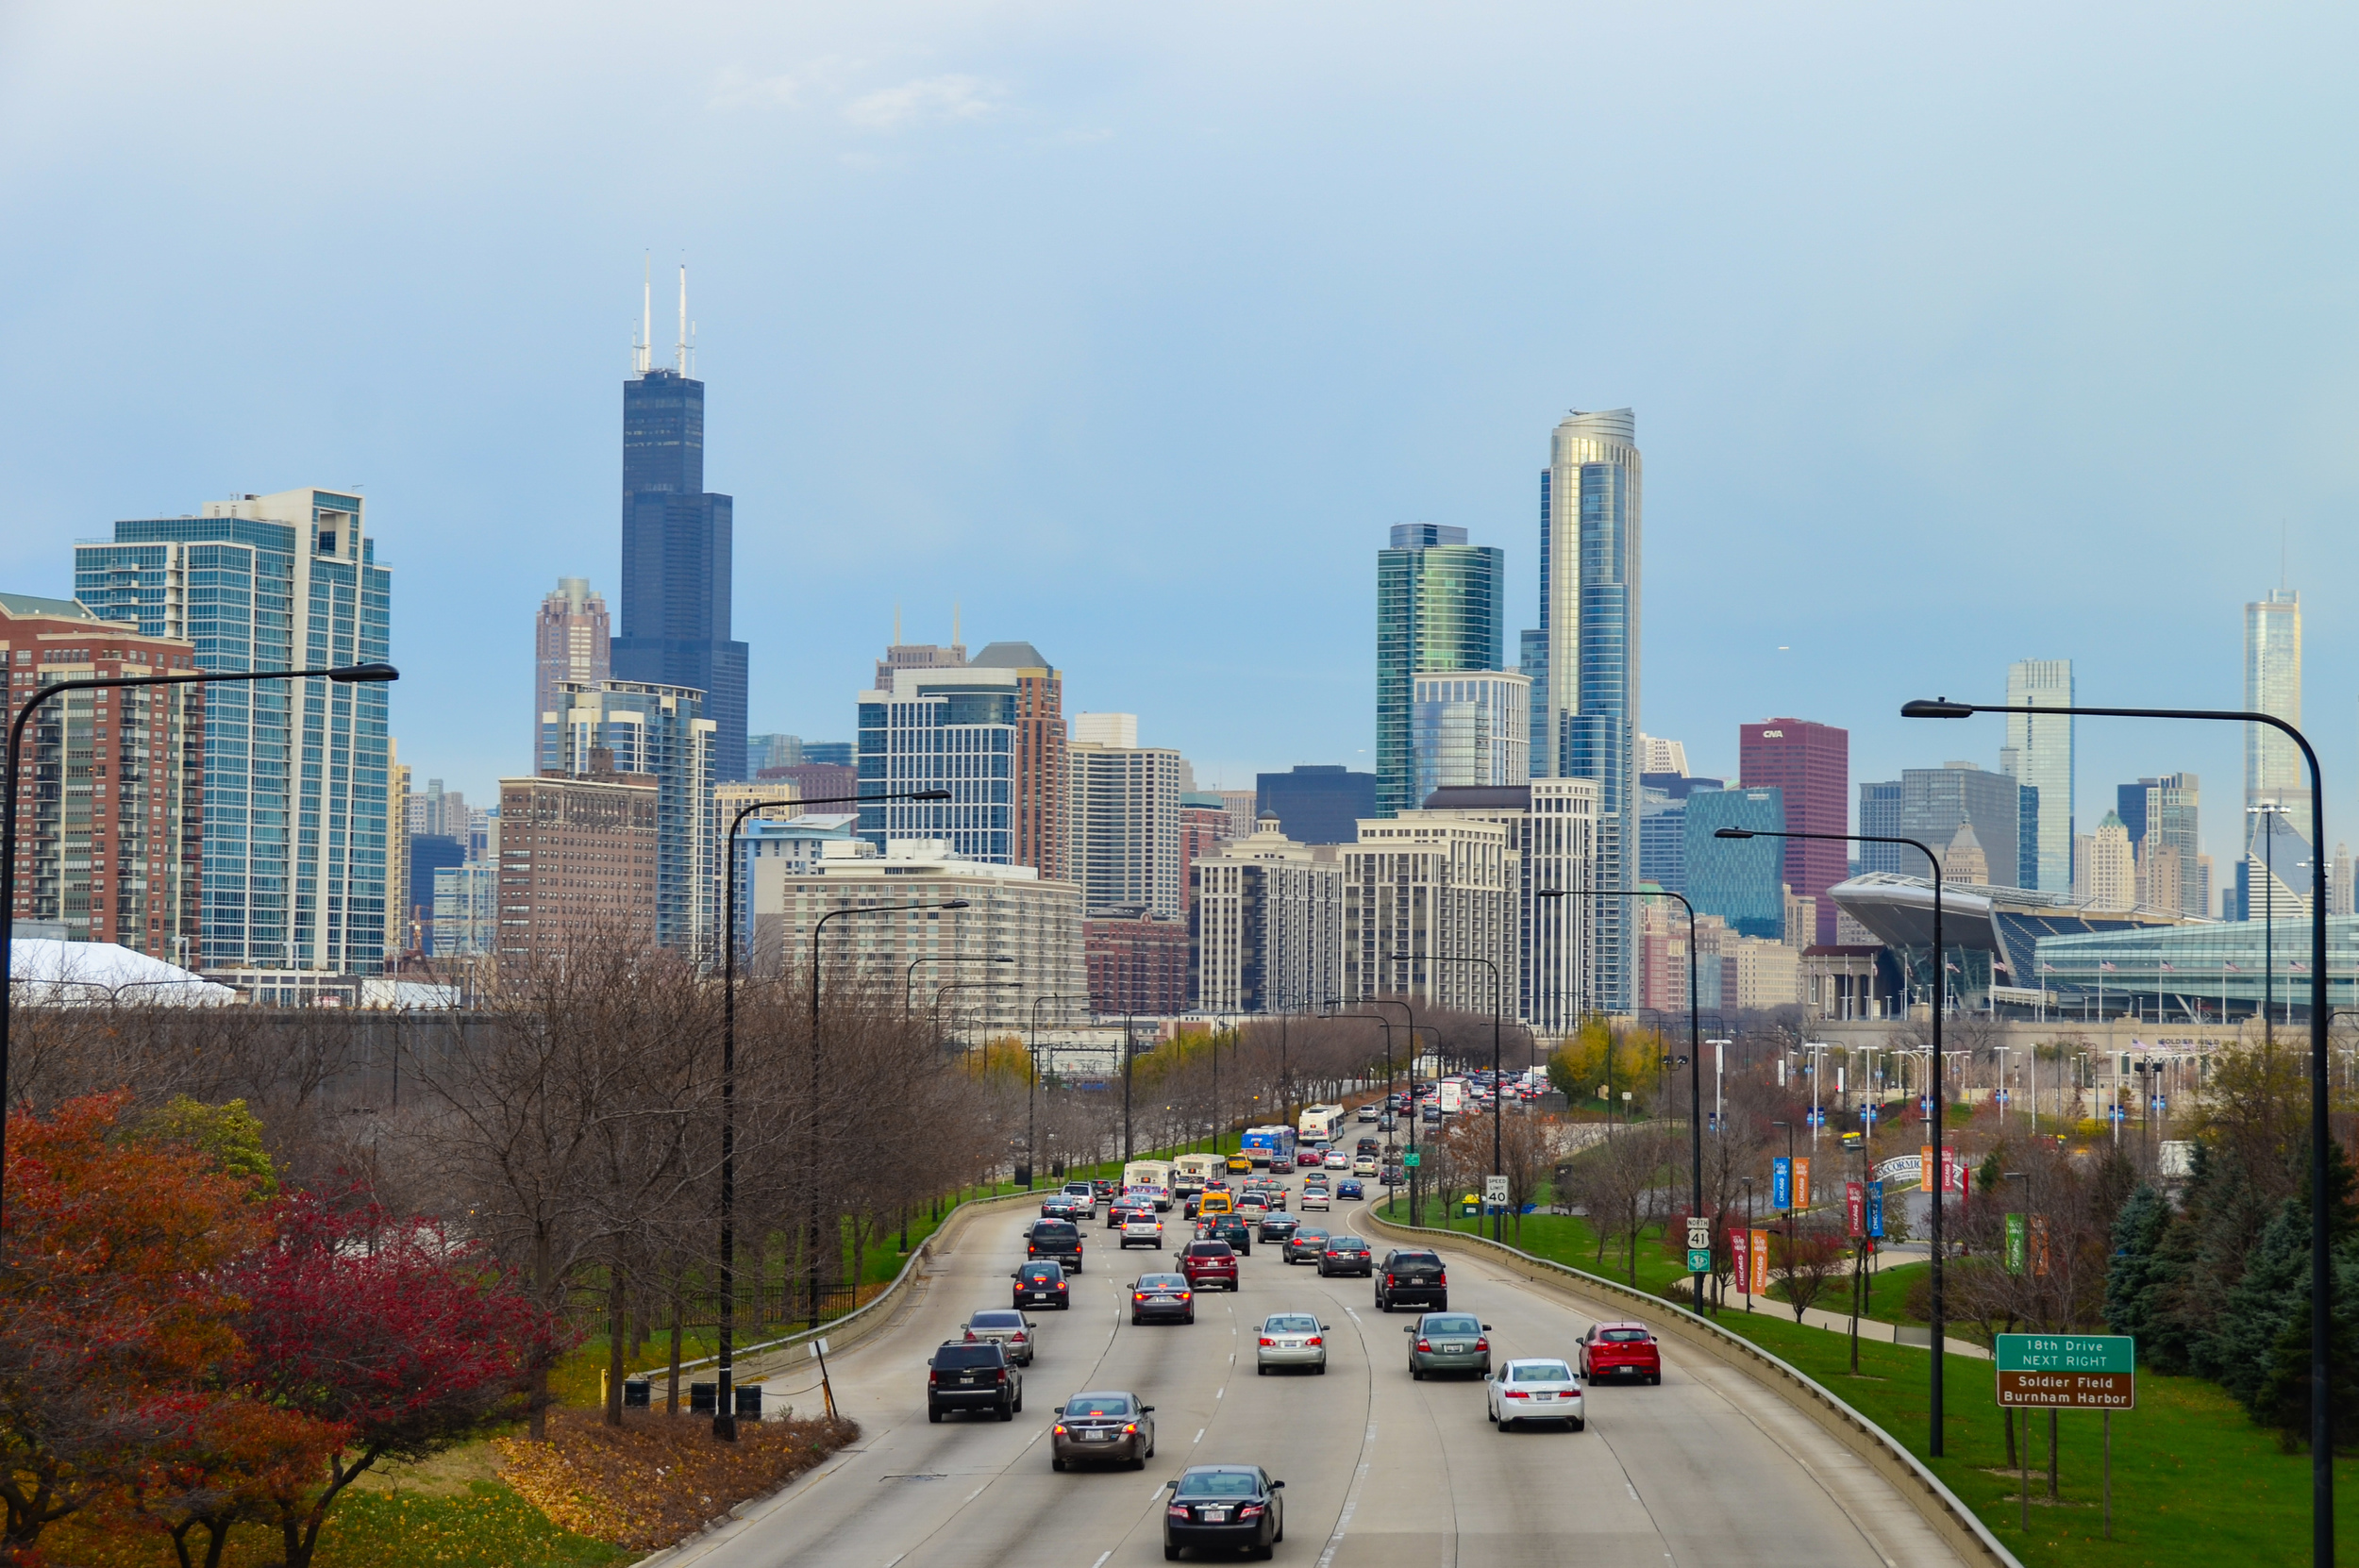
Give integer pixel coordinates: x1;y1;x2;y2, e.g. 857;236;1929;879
1170;1154;1224;1193
1238;1125;1297;1169
1297;1105;1346;1145
1121;1159;1174;1210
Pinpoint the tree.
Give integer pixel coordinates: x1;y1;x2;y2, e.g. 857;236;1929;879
130;1396;345;1568
1561;1125;1676;1284
1769;1217;1848;1322
0;1093;263;1554
232;1193;568;1568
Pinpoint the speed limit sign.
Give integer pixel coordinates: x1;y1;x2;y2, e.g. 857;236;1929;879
1686;1219;1711;1250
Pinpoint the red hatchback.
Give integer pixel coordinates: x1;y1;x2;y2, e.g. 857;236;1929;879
1296;1149;1324;1168
1179;1241;1239;1292
1580;1321;1662;1384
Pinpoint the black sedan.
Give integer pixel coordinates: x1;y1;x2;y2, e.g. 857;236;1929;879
1280;1226;1330;1265
1317;1235;1374;1276
1052;1389;1155;1471
1257;1211;1300;1245
1012;1260;1071;1309
1163;1465;1284;1560
1130;1271;1196;1325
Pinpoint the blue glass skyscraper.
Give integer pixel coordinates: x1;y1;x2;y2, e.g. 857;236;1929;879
1376;524;1505;817
611;275;749;781
1524;409;1642;1011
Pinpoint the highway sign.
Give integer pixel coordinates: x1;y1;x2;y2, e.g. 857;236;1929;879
1484;1176;1509;1208
1686;1248;1713;1274
1686;1218;1711;1250
1402;1149;1421;1168
1995;1333;2134;1410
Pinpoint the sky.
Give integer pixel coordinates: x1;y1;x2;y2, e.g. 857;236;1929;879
4;1;2356;892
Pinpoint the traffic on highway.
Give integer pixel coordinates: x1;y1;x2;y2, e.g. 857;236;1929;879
663;1098;1958;1568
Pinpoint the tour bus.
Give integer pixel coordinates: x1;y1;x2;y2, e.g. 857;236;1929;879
1170;1154;1224;1194
1121;1159;1175;1210
1297;1105;1346;1145
1238;1125;1297;1170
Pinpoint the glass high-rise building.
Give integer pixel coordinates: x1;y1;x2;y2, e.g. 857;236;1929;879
1738;718;1849;944
542;678;716;955
2244;591;2305;835
2000;659;2074;893
1411;670;1530;805
1683;787;1786;939
1376;524;1505;817
612;279;749;782
75;489;393;973
535;577;610;755
858;662;1019;863
1526;409;1641;1009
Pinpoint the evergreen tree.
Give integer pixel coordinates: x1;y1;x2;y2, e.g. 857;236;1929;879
2209;1195;2308;1408
2243;1142;2359;1443
2104;1181;2173;1346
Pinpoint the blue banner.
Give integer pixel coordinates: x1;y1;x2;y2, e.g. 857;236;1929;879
1865;1179;1884;1239
1772;1157;1793;1210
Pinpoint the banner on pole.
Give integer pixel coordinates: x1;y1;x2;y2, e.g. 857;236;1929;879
1795;1157;1812;1209
1920;1143;1935;1193
2031;1214;2050;1277
1845;1180;1864;1238
1772;1158;1793;1210
1865;1179;1884;1239
1731;1227;1750;1293
1748;1228;1770;1294
2004;1212;2027;1275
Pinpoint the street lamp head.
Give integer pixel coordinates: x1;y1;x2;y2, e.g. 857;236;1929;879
328;661;400;683
989;955;1013;963
909;789;953;801
942;900;972;910
1901;697;1975;720
1713;826;1755;840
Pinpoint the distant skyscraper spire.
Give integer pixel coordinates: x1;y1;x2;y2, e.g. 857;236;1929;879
635;253;651;375
677;261;689;375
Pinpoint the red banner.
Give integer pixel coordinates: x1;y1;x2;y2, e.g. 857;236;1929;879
1731;1228;1749;1294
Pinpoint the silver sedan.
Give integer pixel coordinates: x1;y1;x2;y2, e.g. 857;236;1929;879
1254;1312;1330;1375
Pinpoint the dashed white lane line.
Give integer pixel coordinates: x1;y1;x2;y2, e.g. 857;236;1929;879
1089;1554;1112;1568
1216;1387;1224;1398
1315;1421;1380;1567
1626;1480;1640;1501
1195;1428;1204;1443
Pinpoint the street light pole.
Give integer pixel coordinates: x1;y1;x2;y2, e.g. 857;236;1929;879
1029;993;1089;1189
1715;823;1947;1454
1907;692;2332;1554
906;952;1012;1017
1388;954;1503;1241
1537;887;1705;1312
2;659;398;1235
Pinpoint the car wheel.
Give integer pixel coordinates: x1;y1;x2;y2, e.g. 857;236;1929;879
1412;1367;1425;1381
1000;1405;1015;1422
1132;1454;1147;1470
1184;1312;1195;1325
1255;1542;1274;1560
1650;1373;1662;1386
1163;1546;1180;1561
1052;1456;1065;1472
1257;1363;1266;1376
1316;1361;1328;1375
1132;1314;1142;1326
929;1404;943;1423
1436;1298;1447;1311
1571;1418;1586;1431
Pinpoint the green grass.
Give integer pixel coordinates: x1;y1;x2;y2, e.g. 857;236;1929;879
317;1481;628;1568
1377;1200;2359;1564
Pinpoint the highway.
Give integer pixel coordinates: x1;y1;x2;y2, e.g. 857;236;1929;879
660;1187;1966;1568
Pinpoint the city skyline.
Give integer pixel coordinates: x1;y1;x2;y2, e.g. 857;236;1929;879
5;6;2353;902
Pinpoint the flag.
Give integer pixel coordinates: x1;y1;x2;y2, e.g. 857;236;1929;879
2159;960;2174;972
2225;960;2241;972
2100;961;2117;973
2291;959;2310;972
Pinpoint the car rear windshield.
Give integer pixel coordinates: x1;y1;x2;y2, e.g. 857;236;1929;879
1064;1393;1133;1416
1032;1224;1079;1243
1177;1472;1260;1497
933;1345;1002;1367
1511;1362;1574;1382
1330;1237;1366;1249
1139;1275;1187;1289
1019;1265;1062;1282
1423;1314;1481;1334
1265;1315;1317;1332
1598;1328;1651;1342
1186;1243;1234;1259
971;1311;1024;1328
1295;1227;1328;1240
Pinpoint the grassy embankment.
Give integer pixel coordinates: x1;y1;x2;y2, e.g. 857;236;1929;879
1378;1196;2359;1566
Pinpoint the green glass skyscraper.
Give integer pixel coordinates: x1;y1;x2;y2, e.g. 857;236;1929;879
1376;524;1505;817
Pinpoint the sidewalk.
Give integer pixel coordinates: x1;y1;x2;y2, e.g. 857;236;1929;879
1716;1293;1993;1359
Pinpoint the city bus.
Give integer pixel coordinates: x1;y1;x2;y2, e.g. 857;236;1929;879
1170;1154;1224;1194
1238;1125;1297;1169
1297;1105;1346;1145
1121;1159;1174;1210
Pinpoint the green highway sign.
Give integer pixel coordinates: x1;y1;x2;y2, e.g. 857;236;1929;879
1402;1150;1421;1168
1996;1334;2134;1375
1686;1248;1713;1274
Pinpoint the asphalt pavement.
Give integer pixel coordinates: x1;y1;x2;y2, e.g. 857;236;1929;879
652;1185;1968;1568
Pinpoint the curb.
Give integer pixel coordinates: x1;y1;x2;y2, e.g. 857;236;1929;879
1361;1207;2022;1568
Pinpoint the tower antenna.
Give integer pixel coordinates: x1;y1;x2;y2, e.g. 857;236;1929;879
635;254;651;375
677;261;688;375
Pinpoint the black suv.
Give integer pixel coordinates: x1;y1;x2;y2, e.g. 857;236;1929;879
928;1340;1022;1422
1375;1248;1447;1311
1028;1219;1085;1273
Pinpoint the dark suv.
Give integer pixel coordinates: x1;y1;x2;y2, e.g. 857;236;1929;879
1318;1235;1373;1276
928;1340;1022;1422
1375;1248;1447;1311
1028;1219;1085;1273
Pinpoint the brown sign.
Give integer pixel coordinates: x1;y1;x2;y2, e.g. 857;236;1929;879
1996;1370;2134;1410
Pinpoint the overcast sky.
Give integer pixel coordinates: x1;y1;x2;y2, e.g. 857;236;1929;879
4;2;2354;886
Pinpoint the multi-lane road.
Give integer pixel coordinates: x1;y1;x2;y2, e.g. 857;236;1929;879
658;1191;1966;1568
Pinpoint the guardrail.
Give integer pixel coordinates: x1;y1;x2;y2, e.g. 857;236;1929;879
1361;1206;2022;1568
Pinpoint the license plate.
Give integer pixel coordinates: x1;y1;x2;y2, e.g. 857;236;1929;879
958;1375;975;1384
1200;1509;1229;1523
1535;1393;1555;1401
1081;1430;1108;1442
1443;1343;1467;1353
1151;1295;1176;1304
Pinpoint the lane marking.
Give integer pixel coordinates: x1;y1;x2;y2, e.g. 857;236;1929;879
1627;1480;1640;1501
1195;1428;1203;1443
1215;1387;1223;1398
883;1557;905;1567
1090;1555;1112;1568
964;1486;984;1502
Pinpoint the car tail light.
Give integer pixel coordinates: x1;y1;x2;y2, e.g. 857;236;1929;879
1386;1274;1397;1286
1168;1505;1191;1519
1123;1422;1139;1433
1436;1272;1447;1286
1052;1423;1068;1434
1307;1335;1323;1346
993;1369;1008;1384
1012;1331;1028;1342
929;1369;941;1385
1505;1389;1530;1399
963;1329;977;1341
1475;1338;1489;1352
1259;1337;1275;1346
1135;1292;1147;1301
1240;1503;1265;1520
1416;1339;1432;1351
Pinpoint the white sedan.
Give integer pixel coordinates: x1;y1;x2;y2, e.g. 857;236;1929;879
1486;1358;1584;1431
1323;1150;1349;1170
1299;1188;1330;1211
1120;1214;1164;1248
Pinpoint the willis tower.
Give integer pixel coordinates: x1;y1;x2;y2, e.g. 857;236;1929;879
613;264;749;780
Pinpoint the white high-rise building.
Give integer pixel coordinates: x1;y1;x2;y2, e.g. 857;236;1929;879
1069;736;1183;919
2001;659;2074;894
1637;733;1689;776
1191;816;1343;1014
1414;780;1598;1033
1341;815;1520;1016
2073;812;2137;912
2245;591;2306;835
1071;712;1139;749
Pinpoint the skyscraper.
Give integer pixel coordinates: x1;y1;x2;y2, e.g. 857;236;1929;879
1857;780;1905;875
543;678;716;955
2245;591;2305;835
536;577;610;753
1683;787;1786;940
1738;718;1849;943
1376;524;1505;817
1529;409;1641;1009
1411;670;1530;803
75;488;393;973
860;648;1067;876
612;270;748;782
2000;659;2074;893
1070;731;1183;919
1899;763;2023;889
973;642;1069;879
1256;765;1377;845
